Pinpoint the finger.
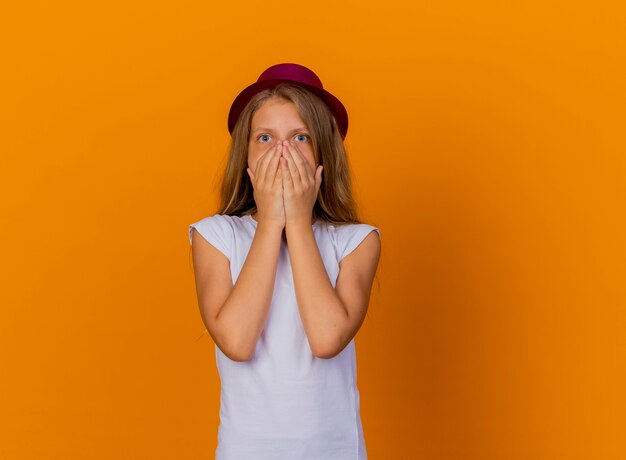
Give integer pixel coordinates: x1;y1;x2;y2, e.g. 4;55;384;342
254;144;272;183
287;142;315;183
274;158;284;186
264;143;283;186
315;165;323;193
288;141;312;171
280;157;293;191
256;143;279;185
247;167;255;184
282;143;303;185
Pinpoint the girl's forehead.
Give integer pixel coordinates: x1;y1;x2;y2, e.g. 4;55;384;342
252;99;305;125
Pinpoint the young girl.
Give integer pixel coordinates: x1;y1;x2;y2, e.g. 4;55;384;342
188;63;381;460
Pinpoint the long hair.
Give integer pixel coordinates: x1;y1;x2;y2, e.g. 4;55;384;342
217;83;361;225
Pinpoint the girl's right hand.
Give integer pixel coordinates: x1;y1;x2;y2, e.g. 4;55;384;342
247;143;285;229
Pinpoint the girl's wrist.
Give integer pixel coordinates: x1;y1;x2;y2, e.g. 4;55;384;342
285;218;314;231
256;219;285;233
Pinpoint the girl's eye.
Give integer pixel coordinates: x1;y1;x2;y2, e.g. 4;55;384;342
294;134;310;142
258;134;272;142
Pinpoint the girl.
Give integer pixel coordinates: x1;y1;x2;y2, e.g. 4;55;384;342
188;63;381;460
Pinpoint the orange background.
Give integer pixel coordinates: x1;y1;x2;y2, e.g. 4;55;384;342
1;1;625;458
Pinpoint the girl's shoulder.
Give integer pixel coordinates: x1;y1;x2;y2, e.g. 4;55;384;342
187;214;253;259
319;219;380;235
318;220;381;262
189;213;249;230
188;213;237;241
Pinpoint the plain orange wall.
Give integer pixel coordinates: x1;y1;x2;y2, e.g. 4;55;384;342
1;1;625;458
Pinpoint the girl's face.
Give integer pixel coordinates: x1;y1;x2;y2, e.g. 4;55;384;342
248;97;316;173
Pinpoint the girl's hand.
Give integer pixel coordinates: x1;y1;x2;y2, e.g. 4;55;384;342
247;143;285;229
280;140;323;227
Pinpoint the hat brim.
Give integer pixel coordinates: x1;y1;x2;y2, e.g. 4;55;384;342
227;79;348;139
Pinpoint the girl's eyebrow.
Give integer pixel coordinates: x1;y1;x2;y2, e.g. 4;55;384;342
251;127;309;134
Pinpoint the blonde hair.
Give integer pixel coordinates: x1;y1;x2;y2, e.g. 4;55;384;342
217;84;361;225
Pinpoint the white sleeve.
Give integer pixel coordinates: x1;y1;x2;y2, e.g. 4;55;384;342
335;223;381;262
188;215;231;261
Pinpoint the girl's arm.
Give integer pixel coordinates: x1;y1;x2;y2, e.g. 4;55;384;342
191;222;283;361
285;224;381;359
191;144;285;362
279;140;381;358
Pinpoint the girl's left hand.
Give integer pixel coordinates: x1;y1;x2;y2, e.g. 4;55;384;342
280;140;323;227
